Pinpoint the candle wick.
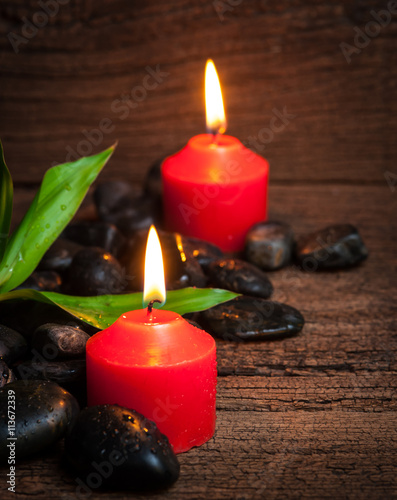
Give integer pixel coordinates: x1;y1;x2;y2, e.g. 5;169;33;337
147;299;161;314
210;132;219;145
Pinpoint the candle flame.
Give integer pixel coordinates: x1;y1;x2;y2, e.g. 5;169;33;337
143;226;166;307
205;59;227;136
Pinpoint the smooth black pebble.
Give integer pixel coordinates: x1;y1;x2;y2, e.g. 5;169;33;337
181;236;223;268
143;158;163;201
205;259;273;298
94;181;159;235
0;302;99;338
14;271;62;292
67;247;126;296
32;323;90;359
94;181;138;219
197;296;304;341
245;221;294;271
62;221;125;258
38;238;83;272
64;405;180;491
0;380;79;461
17;359;86;384
295;224;368;270
0;360;16;387
0;324;27;364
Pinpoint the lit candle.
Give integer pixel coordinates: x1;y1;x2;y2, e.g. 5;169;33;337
86;226;217;454
162;59;269;252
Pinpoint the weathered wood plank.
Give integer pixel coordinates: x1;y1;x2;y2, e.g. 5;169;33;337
1;411;396;500
0;0;396;184
216;375;397;412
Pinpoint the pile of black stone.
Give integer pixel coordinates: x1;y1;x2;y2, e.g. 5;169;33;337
0;164;368;490
0;172;369;388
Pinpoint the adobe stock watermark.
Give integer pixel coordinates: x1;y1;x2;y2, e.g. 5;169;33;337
7;389;17;493
61;443;127;500
241;107;296;156
213;0;243;22
177;106;296;225
52;65;169;166
7;0;70;54
340;1;397;63
384;170;397;193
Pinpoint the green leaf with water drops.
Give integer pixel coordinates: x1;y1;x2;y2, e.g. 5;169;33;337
0;287;239;329
0;145;116;293
0;140;13;261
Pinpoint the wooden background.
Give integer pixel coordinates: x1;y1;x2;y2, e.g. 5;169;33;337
1;0;396;186
1;1;397;499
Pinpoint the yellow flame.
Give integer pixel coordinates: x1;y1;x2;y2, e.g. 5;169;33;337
143;226;166;307
205;59;227;135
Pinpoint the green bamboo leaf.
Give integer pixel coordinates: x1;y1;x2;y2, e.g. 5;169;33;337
0;145;116;292
0;140;13;260
0;287;239;329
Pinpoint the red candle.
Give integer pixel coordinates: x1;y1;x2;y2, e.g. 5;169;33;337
162;60;269;252
86;227;217;454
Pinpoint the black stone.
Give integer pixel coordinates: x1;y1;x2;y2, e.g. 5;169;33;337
181;236;223;268
38;238;83;272
110;196;160;235
0;324;28;364
94;181;138;220
295;224;368;270
64;405;180;491
0;302;99;338
0;380;79;461
94;181;160;235
67;247;126;296
245;221;294;271
196;296;305;341
143;158;163;201
205;259;273;299
32;323;90;360
17;359;86;384
62;221;125;258
0;360;16;387
14;271;62;292
122;230;208;291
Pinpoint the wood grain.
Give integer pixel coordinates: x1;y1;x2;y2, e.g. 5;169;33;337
0;0;396;184
1;412;396;500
